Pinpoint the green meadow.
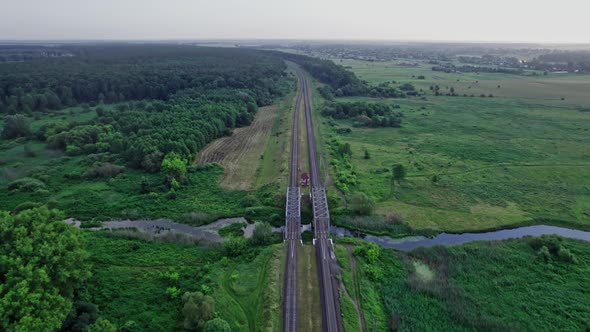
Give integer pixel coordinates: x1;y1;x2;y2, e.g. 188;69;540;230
337;236;590;331
322;59;590;232
82;232;283;331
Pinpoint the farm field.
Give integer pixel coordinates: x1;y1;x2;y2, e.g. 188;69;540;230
339;236;590;331
197;103;284;190
320;59;590;232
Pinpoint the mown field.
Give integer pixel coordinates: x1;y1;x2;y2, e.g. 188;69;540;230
198;67;298;191
336;236;590;331
82;231;284;331
321;59;590;232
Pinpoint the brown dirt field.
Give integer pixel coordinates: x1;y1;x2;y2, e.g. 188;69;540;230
197;105;278;190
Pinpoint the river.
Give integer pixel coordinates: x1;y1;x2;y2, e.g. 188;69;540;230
331;225;590;251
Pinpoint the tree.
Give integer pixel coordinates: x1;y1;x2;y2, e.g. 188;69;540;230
1;114;31;139
59;301;99;332
337;142;352;157
349;192;374;215
363;149;370;160
86;318;117;332
204;318;231;332
0;207;90;331
251;222;273;245
390;164;407;195
161;152;187;184
181;291;215;331
392;164;406;184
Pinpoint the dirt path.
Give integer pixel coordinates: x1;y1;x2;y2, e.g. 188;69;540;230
197;105;279;190
345;246;365;332
221;249;274;332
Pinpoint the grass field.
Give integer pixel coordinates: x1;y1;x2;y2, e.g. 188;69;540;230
342;236;590;331
83;231;283;331
319;59;590;232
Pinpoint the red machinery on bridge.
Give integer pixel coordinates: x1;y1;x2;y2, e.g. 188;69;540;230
300;173;310;186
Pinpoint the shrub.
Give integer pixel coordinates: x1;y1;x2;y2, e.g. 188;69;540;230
223;238;250;257
80;221;103;229
386;212;403;224
8;177;46;192
83;162;123;178
204;318;231;332
218;222;246;238
349;192;374;215
251;222;273;246
2;114;31;138
12;201;43;214
166;286;181;299
24;144;37;157
240;194;260;207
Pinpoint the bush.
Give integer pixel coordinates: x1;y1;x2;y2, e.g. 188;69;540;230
240;194;260;208
80;221;103;229
349;192;374;215
251;222;273;246
83;162;123;178
59;301;99;332
2;114;31;138
12;201;43;214
8;177;46;192
204;318;231;332
166;286;181;299
223;238;250;257
24;144;37;157
218;222;246;238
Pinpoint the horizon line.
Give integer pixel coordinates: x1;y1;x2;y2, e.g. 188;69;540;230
0;37;590;46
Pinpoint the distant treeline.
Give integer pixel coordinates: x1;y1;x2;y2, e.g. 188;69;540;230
270;51;368;96
0;45;290;114
322;101;402;127
531;51;590;72
432;64;525;75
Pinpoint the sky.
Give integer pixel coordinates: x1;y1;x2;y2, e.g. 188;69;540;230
1;0;589;43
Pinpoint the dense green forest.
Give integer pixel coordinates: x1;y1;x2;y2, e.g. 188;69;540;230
0;45;290;113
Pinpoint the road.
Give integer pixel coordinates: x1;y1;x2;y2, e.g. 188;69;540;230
301;72;343;332
283;70;303;332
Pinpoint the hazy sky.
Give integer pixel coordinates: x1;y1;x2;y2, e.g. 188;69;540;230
1;0;589;43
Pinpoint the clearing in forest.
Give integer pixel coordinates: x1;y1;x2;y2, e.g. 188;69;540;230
197;105;278;190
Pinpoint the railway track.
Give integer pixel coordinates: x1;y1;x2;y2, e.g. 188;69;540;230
301;73;343;332
283;70;303;332
284;69;342;332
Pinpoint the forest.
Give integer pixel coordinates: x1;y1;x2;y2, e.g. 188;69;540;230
0;45;290;114
321;101;402;128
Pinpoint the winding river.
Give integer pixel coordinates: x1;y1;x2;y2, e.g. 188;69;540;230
331;225;590;251
70;218;590;251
